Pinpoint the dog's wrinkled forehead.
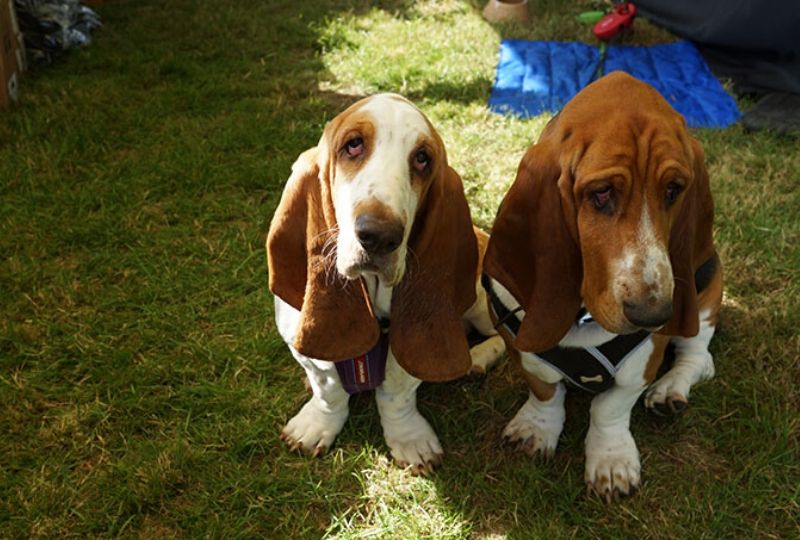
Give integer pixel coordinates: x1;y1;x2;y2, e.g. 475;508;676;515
547;73;694;178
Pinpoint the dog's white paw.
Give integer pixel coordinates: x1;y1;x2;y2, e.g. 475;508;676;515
644;374;690;416
584;427;640;502
382;412;443;475
645;351;714;416
469;335;506;375
503;391;565;459
280;399;348;457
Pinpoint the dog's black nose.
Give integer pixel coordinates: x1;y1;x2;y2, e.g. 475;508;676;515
355;214;404;255
623;300;673;329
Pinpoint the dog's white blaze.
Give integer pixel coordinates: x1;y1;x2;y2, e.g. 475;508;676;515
334;95;429;284
355;95;427;224
333;180;356;248
613;199;672;302
333;178;367;281
638;202;671;293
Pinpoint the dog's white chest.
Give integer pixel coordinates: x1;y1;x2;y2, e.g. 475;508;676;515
364;276;393;319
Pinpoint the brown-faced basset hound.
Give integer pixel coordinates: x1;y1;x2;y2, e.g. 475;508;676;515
483;72;723;501
267;94;504;474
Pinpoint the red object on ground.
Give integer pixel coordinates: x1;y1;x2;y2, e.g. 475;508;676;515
593;2;637;41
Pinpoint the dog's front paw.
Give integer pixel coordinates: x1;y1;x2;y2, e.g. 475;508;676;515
382;413;443;475
280;399;349;457
584;427;640;502
503;394;565;459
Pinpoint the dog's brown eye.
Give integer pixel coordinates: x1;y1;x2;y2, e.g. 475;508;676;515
413;150;429;172
591;187;613;212
345;137;364;158
665;182;683;206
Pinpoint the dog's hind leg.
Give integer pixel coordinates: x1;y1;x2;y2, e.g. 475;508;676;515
469;335;506;375
644;311;717;415
645;264;722;416
464;280;506;375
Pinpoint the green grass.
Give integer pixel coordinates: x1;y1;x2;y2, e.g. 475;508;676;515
1;0;798;537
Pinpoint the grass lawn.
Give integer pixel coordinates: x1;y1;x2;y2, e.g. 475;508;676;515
1;0;798;537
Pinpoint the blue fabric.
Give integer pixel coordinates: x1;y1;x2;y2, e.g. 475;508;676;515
489;39;740;128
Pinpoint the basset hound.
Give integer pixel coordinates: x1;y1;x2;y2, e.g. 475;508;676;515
483;72;723;501
267;93;505;473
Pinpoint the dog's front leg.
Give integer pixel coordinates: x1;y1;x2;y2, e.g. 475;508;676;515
585;385;644;501
276;298;350;456
503;353;566;458
584;337;659;501
584;380;646;502
464;282;506;375
375;353;443;474
280;354;350;456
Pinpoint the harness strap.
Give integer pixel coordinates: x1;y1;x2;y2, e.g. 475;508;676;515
481;273;522;336
536;329;650;393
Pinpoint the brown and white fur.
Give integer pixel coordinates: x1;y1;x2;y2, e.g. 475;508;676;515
267;94;504;474
484;72;723;500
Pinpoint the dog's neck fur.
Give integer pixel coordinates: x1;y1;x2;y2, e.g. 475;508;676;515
558;315;619;349
363;275;393;320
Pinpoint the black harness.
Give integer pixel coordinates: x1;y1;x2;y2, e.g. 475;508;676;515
482;255;718;394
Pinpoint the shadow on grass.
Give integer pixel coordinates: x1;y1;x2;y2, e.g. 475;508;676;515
406;76;496;105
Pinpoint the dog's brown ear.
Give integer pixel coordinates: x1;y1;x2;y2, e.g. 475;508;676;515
484;141;583;353
390;165;477;381
660;137;715;338
266;148;379;360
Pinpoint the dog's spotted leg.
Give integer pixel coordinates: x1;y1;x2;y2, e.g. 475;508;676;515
645;309;717;415
280;355;350;457
584;383;645;502
376;354;443;475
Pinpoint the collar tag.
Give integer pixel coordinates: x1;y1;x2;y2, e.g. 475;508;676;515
335;320;390;394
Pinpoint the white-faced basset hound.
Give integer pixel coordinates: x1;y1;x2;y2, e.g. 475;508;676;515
483;72;723;501
267;94;505;474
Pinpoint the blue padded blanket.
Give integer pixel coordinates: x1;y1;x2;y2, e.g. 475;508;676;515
489;40;740;128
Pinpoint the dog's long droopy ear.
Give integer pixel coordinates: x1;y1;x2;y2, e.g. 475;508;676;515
390;166;477;381
660;137;715;338
267;148;379;360
484;141;583;353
